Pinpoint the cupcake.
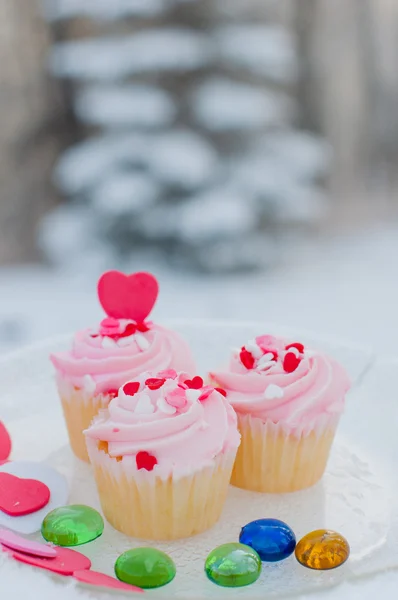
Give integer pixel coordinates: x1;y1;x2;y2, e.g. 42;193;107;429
84;371;240;540
209;335;350;493
51;271;195;463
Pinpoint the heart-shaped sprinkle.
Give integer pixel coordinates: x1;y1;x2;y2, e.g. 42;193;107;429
135;334;150;351
106;388;119;398
6;545;91;575
240;349;255;370
98;271;159;322
286;342;305;354
157;397;176;415
264;384;284;400
123;382;140;396
74;569;144;593
184;376;204;389
244;340;263;359
136;451;157;471
145;378;166;390
0;462;68;535
119;323;138;338
134;394;154;415
0;473;50;516
215;387;227;397
158;369;178;380
198;386;214;402
283;352;301;373
136;322;150;333
165;387;187;408
0;528;57;558
0;422;11;462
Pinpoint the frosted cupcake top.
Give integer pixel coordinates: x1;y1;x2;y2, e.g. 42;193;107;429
209;335;350;431
85;370;240;475
50;271;195;395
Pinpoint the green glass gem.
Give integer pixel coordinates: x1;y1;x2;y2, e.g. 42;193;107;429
41;504;104;547
205;543;262;587
115;548;176;589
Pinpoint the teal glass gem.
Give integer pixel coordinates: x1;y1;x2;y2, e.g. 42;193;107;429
41;504;104;547
205;542;262;587
115;548;176;589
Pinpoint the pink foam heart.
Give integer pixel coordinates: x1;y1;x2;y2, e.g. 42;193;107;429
98;271;159;322
0;528;57;557
0;472;50;516
74;570;144;593
6;545;91;575
0;422;11;462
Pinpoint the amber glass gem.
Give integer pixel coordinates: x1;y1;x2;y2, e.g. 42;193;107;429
295;529;350;570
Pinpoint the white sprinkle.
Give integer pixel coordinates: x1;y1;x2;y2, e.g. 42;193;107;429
286;346;300;357
264;384;284;400
245;339;263;359
116;334;136;347
260;352;276;363
83;374;96;394
101;336;117;349
157;397;176;415
257;361;275;371
135;333;150;351
134;394;155;414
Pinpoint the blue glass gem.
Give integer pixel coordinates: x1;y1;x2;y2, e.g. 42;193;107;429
239;518;296;562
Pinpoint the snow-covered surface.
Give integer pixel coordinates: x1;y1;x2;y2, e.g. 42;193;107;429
43;0;168;21
75;85;177;128
191;78;294;131
50;29;212;80
216;25;298;83
1;225;397;355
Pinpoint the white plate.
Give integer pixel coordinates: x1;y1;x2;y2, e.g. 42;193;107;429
1;320;397;599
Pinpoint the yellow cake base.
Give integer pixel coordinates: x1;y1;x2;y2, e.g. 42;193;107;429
60;390;110;463
87;440;237;540
231;413;337;493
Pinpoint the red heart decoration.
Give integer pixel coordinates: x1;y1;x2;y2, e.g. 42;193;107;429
74;569;144;593
240;349;255;370
145;378;165;390
0;422;11;462
5;545;91;575
184;376;204;390
123;382;140;396
0;472;50;516
215;387;227;398
286;342;305;354
136;451;157;472
98;271;159;322
283;352;301;373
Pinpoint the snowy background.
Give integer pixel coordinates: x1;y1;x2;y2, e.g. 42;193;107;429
0;0;398;354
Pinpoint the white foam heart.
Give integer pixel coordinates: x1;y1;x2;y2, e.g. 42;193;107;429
264;384;284;400
134;394;154;414
0;461;68;534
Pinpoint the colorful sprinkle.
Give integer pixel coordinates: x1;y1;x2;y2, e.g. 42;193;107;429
123;382;140;396
198;386;214;402
136;452;157;472
184;376;204;389
145;378;166;390
283;352;301;373
286;342;305;354
165;387;187;409
215;387;227;397
239;349;255;370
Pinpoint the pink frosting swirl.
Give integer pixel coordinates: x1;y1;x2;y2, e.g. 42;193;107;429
84;371;240;473
210;335;350;430
50;321;196;395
